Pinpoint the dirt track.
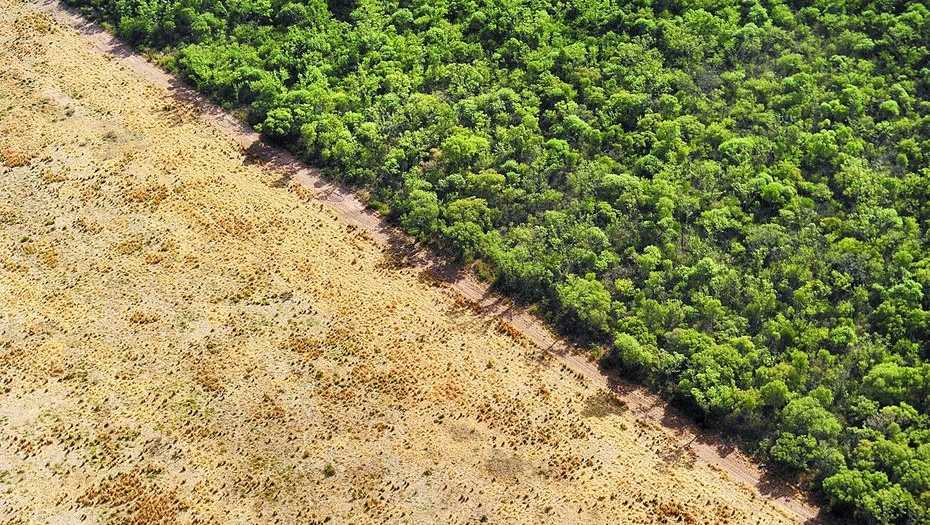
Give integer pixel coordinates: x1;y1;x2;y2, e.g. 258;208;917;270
1;0;822;523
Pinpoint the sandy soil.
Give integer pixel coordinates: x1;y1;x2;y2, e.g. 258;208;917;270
0;0;820;523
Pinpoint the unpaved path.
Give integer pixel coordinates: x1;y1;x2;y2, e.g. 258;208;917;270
1;0;823;522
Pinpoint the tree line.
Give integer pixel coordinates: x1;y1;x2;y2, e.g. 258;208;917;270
66;0;930;521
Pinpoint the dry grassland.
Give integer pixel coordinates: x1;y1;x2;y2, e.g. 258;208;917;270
0;1;806;523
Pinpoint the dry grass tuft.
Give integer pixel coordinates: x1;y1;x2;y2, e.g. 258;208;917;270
1;147;31;167
128;310;159;324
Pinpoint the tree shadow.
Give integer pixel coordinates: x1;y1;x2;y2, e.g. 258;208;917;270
581;389;628;419
376;232;461;279
755;469;840;525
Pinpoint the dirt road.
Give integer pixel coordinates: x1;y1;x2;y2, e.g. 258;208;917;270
0;0;822;522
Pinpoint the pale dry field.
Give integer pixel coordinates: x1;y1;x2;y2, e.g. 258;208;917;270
0;1;803;523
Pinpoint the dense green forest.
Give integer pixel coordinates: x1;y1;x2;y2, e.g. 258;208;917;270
64;0;930;521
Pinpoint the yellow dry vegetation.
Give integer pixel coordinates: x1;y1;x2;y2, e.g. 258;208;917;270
0;1;802;523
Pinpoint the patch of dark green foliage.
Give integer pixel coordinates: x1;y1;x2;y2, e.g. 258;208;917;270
65;0;930;521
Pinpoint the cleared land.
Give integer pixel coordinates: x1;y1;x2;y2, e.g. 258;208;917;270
1;0;814;523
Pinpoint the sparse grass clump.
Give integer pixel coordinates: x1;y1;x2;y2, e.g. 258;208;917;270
323;464;335;478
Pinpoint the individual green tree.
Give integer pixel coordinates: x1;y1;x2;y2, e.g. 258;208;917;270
556;273;612;334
